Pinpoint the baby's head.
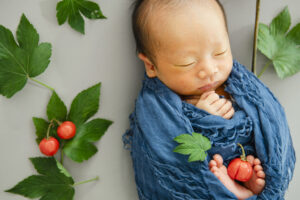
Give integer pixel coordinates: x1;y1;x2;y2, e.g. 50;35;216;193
132;0;233;96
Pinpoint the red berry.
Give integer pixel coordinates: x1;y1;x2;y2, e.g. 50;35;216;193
57;121;76;139
227;143;253;182
39;137;59;156
227;158;253;182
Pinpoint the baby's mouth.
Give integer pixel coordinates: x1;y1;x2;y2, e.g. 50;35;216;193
198;81;219;92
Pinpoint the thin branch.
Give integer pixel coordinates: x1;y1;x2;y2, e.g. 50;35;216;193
252;0;261;76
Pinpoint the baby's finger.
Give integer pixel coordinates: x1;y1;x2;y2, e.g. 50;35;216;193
200;91;215;100
205;92;220;104
222;107;235;119
217;100;232;115
211;98;227;111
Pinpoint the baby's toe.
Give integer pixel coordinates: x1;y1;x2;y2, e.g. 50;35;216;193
209;160;217;168
256;178;266;187
246;155;255;166
256;170;265;179
213;154;223;168
253;158;261;165
254;165;263;172
210;166;218;173
210;167;221;178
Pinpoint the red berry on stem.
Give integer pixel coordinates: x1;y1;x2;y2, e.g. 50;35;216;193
39;137;59;156
57;121;76;139
227;143;253;182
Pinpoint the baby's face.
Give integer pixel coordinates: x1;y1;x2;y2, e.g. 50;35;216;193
139;0;233;96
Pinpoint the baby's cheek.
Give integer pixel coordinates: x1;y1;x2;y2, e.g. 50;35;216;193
176;79;195;93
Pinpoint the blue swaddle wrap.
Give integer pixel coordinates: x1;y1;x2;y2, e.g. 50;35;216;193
122;60;296;200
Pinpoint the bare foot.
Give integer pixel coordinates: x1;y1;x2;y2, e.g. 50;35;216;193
209;154;254;200
243;155;266;194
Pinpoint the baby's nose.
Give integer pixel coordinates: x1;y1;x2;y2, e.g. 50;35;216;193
198;66;218;79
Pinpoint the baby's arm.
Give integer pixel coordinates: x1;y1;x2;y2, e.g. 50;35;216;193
184;91;235;119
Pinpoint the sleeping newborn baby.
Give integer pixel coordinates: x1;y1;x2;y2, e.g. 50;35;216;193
123;0;295;199
136;0;264;198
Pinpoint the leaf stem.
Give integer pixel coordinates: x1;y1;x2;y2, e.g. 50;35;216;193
73;176;99;186
258;61;272;78
46;122;53;139
237;143;246;161
53;118;62;125
252;0;261;75
29;77;54;91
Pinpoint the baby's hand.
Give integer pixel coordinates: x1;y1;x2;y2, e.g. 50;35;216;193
184;91;235;119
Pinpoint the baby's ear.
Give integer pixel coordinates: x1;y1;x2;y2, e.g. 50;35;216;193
138;53;157;78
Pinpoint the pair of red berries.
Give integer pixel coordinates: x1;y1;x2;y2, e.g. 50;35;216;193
39;121;76;156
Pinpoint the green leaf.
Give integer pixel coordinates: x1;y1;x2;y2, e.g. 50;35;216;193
47;91;67;121
269;6;291;36
56;0;106;34
78;1;107;19
56;161;72;178
188;150;207;162
32;117;58;144
286;23;300;45
173;132;211;162
68;83;101;127
68;11;85;34
5;157;75;200
0;14;51;98
258;6;300;79
63;118;112;162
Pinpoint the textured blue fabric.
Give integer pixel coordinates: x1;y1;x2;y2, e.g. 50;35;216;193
122;60;296;200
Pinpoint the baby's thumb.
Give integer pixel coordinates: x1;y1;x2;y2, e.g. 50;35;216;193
200;90;215;100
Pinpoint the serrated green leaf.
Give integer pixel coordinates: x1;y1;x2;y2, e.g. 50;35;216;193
258;6;300;79
5;157;74;200
29;157;73;182
0;14;51;98
47;91;67;121
188;150;207;162
174;134;196;144
192;132;211;151
63;118;112;162
17;13;39;54
257;24;276;59
286;23;300;45
29;42;52;77
173;144;197;155
68;83;101;127
56;1;69;25
32;117;59;144
270;6;291;36
78;1;107;19
173;132;211;162
56;0;106;34
56;161;72;178
68;11;85;34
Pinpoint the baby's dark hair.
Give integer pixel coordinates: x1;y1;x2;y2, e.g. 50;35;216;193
131;0;228;65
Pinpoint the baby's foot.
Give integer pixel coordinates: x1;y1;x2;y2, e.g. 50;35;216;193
243;155;266;194
209;154;253;200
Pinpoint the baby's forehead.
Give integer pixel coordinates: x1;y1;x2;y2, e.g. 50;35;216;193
146;0;224;28
146;0;225;33
135;0;227;57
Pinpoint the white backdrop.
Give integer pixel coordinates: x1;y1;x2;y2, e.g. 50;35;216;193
0;0;298;199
